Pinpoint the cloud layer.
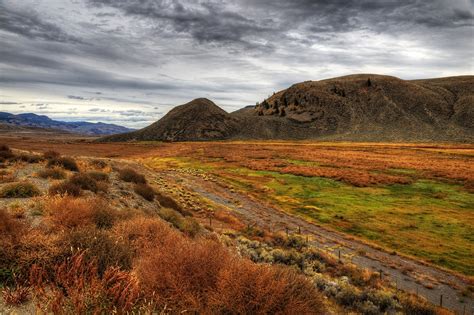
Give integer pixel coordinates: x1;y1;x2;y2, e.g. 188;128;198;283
1;0;473;127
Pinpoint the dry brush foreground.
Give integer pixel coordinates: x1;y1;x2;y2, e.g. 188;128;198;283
0;144;451;314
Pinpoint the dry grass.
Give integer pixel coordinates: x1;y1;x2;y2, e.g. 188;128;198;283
1;285;30;306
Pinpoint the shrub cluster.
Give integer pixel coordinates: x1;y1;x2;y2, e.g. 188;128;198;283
118;168;146;184
47;156;79;172
0;182;41;198
49;172;108;196
134;183;155;201
0;144;14;161
37;168;66;180
158;207;201;237
131;218;325;313
49;181;81;197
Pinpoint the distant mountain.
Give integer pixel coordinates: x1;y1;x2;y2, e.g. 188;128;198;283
0;112;134;136
101;74;474;142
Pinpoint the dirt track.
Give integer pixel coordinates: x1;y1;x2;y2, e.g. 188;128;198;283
139;164;474;315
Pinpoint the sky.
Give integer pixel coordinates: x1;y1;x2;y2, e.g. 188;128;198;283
0;0;473;128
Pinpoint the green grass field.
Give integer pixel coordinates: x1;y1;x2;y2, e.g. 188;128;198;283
146;143;474;276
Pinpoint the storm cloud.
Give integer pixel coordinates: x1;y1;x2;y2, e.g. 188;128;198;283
0;0;473;127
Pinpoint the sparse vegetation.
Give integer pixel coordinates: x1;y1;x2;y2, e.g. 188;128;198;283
1;182;41;198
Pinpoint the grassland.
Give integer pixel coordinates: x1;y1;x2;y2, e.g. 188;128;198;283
144;142;474;275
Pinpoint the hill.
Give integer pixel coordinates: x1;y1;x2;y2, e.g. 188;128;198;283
0;112;133;136
101;98;239;141
101;75;474;142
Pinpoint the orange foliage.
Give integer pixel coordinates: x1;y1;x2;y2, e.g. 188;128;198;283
30;251;139;314
134;217;324;314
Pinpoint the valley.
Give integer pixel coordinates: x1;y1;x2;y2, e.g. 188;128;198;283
1;134;472;313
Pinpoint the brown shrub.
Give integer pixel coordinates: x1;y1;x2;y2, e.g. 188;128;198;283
0;208;25;241
38;168;66;179
118;168;146;184
29;251;139;314
0;182;41;198
45;196;117;231
137;237;230;310
112;217;174;254
207;260;325;314
47;157;79;172
86;171;109;182
155;191;184;213
15;153;42;163
69;173;99;193
135;218;324;313
43;150;60;160
65;228;132;275
48;181;81;197
0;145;14;160
134;183;155;201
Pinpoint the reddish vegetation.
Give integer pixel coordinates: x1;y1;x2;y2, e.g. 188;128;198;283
1;197;325;313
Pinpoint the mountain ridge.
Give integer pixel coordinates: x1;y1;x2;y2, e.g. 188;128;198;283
0;112;134;136
101;74;474;142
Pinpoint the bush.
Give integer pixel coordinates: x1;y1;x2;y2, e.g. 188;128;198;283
29;251;139;314
179;217;201;237
66;228;132;275
118;168;146;184
47;157;79;172
49;181;81;197
86;171;109;182
69;173;99;193
135;219;325;313
399;294;436;315
0;145;14;160
38;168;66;180
134;183;155;201
155;191;184;213
43;150;60;159
16;153;42;163
0;182;41;198
45;196;118;230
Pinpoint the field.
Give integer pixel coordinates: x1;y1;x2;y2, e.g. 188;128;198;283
142;142;474;276
3;136;473;275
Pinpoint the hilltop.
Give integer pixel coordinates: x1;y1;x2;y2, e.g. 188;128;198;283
101;75;474;142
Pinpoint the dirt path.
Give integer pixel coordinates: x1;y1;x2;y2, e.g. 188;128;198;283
137;164;473;315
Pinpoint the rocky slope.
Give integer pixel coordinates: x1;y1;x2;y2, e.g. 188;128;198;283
102;75;474;142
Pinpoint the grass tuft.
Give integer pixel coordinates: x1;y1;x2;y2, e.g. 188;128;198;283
1;182;41;198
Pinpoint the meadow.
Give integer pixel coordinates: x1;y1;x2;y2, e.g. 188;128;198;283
144;142;474;275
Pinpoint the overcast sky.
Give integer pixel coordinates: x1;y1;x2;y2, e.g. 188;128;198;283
1;0;473;128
